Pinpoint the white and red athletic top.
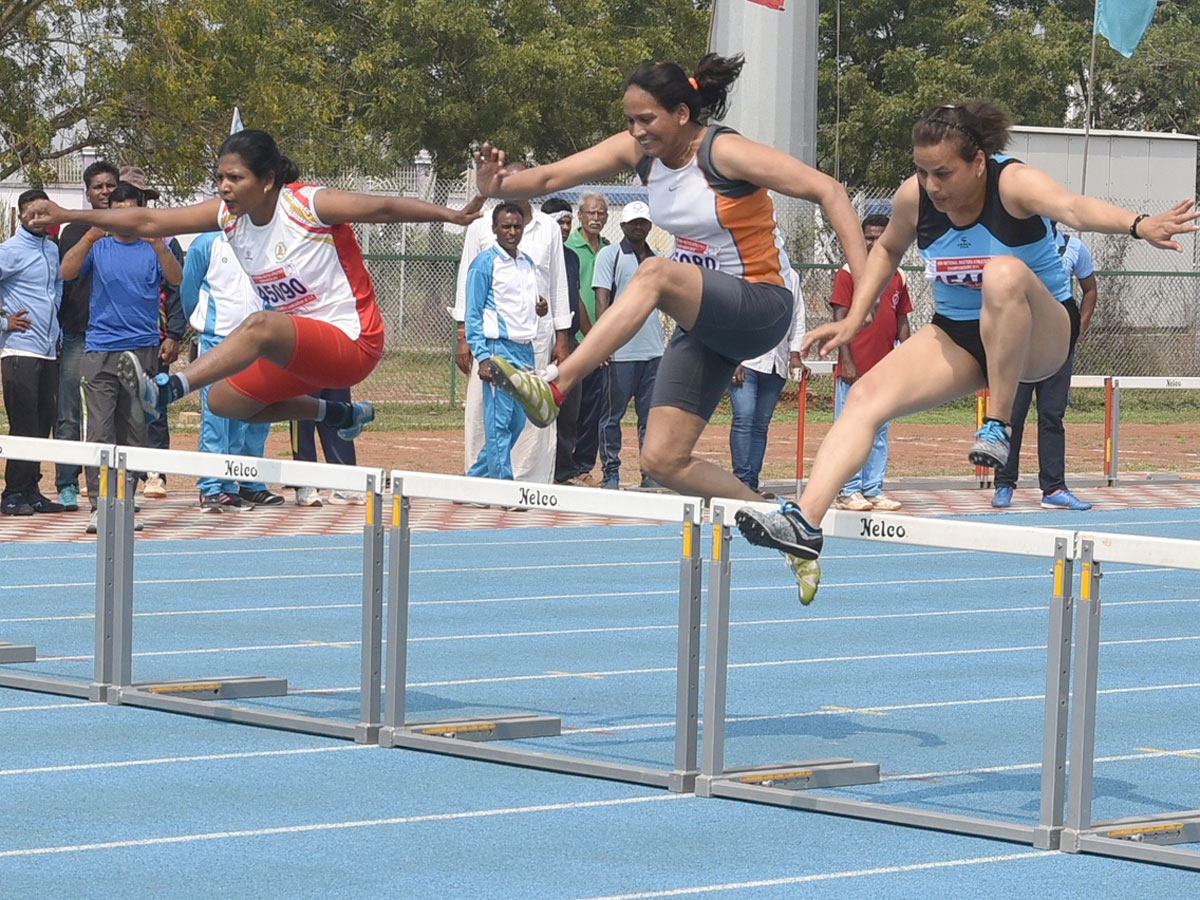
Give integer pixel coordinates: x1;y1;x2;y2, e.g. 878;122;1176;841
218;183;384;356
637;125;794;288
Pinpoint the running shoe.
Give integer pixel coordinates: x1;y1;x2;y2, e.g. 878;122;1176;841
2;494;34;516
485;356;560;427
295;486;323;507
833;491;873;511
783;552;822;606
991;485;1013;508
143;474;167;498
967;420;1011;469
866;492;902;511
238;488;285;507
337;401;374;441
115;351;167;423
601;474;620;490
329;490;366;506
58;485;80;511
26;493;64;513
735;499;824;560
1041;489;1092;511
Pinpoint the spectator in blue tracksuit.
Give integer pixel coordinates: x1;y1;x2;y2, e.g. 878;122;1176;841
465;203;544;479
181;231;281;512
0;189;64;516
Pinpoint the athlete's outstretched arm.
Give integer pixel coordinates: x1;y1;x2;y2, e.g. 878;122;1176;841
801;177;919;359
474;133;642;199
29;198;223;238
711;133;868;280
313;190;484;227
1001;165;1199;251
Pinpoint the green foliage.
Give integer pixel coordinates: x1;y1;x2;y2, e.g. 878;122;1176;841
818;1;1200;190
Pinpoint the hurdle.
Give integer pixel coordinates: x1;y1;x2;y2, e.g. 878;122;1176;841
1061;529;1200;869
378;471;704;792
98;445;389;744
0;435;119;701
697;499;1078;850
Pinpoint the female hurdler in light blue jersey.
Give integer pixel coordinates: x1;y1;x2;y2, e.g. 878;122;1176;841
738;100;1199;604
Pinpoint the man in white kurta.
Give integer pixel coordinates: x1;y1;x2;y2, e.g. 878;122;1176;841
452;190;571;482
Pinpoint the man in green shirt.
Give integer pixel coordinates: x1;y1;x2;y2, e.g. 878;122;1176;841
561;191;610;483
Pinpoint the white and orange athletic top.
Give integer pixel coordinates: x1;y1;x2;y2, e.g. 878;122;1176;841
218;183;384;356
636;125;793;288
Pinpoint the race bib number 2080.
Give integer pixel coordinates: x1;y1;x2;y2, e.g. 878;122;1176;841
251;268;317;311
671;236;720;270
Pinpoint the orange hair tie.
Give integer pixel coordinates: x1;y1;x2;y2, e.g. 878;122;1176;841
688;77;699;91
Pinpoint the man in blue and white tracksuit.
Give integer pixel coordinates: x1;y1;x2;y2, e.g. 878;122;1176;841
464;203;543;480
180;231;278;510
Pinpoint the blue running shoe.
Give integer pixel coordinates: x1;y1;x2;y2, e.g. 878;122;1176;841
991;485;1013;508
337;401;375;440
58;485;79;512
1041;489;1092;511
735;499;824;560
968;420;1010;469
116;351;167;423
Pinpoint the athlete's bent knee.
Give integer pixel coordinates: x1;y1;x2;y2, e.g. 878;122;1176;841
639;443;685;486
981;255;1030;293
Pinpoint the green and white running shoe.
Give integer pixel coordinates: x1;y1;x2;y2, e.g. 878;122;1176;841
783;552;821;606
486;356;560;427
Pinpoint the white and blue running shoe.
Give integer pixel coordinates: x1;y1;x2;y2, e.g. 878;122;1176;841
337;401;375;441
115;351;166;423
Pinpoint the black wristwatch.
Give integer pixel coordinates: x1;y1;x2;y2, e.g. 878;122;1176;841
1129;213;1149;239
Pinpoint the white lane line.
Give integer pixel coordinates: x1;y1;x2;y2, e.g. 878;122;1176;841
890;746;1200;781
574;851;1046;899
0;701;93;714
0;745;370;777
7;592;1200;628
42;632;1200;671
0;793;686;859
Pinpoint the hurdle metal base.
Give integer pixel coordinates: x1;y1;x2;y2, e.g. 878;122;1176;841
0;669;100;700
127;676;288;701
697;778;1039;844
695;759;880;797
0;642;36;664
115;686;370;741
401;714;562;742
380;724;696;792
1066;812;1200;869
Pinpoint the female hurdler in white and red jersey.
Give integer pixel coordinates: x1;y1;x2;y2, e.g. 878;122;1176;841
32;129;482;437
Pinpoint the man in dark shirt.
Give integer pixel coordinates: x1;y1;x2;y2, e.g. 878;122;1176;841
54;160;118;510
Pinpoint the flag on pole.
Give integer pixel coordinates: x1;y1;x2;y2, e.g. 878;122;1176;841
1094;0;1158;58
230;107;245;135
746;0;785;9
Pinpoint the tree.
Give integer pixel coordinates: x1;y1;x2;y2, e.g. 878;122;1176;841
0;1;116;183
817;1;1089;190
346;0;712;177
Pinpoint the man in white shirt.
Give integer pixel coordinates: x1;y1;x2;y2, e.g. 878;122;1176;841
452;165;571;482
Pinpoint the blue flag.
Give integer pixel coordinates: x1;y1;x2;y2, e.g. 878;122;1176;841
1094;0;1158;58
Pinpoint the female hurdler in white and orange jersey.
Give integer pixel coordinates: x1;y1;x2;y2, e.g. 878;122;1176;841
476;56;865;488
474;54;866;599
32;130;482;437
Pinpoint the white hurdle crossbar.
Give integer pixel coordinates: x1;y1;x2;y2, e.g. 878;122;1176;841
1061;530;1200;869
0;435;120;700
97;445;389;744
697;499;1078;850
379;471;705;792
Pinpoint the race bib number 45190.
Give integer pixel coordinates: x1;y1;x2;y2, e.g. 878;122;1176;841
251;268;317;311
671;236;720;270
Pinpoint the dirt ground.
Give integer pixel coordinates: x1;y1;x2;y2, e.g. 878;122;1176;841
168;420;1200;487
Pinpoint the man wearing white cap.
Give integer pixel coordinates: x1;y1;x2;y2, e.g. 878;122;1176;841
591;200;663;489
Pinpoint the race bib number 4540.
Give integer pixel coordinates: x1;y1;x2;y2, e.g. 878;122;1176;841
671;236;720;270
251;268;317;311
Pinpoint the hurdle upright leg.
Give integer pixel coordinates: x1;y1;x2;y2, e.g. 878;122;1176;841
1034;536;1075;850
356;474;385;744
